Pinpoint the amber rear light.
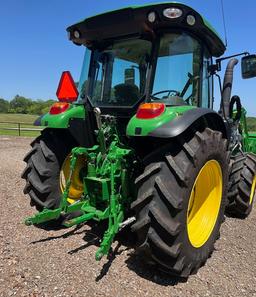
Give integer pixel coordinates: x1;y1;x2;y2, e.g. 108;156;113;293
136;103;165;119
49;102;70;115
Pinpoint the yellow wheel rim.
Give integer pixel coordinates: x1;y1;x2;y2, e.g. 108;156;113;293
187;160;223;248
60;154;86;204
249;175;256;205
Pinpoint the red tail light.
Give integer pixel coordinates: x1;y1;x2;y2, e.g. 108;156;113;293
136;103;165;119
56;71;79;102
49;102;70;115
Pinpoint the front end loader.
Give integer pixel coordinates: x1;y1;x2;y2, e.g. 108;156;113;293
22;2;256;277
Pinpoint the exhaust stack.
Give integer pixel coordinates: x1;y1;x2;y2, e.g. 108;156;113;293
220;58;238;119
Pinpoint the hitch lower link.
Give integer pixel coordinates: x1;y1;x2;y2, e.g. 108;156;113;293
24;145;131;261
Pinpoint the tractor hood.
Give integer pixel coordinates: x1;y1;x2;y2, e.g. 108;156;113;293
67;2;226;57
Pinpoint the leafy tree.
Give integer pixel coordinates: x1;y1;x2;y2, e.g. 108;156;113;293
9;95;33;114
0;98;9;113
4;95;56;115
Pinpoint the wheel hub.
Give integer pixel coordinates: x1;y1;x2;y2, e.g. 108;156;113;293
187;160;223;248
60;154;87;203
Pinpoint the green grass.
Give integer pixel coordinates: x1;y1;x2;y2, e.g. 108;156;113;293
0;113;43;137
0;113;39;123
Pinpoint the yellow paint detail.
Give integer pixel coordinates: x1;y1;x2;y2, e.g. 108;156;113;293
59;154;86;204
249;175;256;205
187;160;223;248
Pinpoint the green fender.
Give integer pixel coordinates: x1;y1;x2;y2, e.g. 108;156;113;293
35;104;85;128
126;106;228;139
34;104;95;147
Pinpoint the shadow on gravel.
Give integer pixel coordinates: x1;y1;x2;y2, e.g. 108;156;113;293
125;254;188;286
30;224;85;244
225;212;247;219
66;223;135;281
94;227;136;281
33;221;65;231
68;221;106;254
96;242;125;282
29;221;188;285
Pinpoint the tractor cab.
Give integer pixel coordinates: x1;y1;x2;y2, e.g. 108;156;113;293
67;3;225;113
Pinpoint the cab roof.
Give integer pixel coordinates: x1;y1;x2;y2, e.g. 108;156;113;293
67;2;226;57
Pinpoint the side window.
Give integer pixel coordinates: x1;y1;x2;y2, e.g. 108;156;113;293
78;49;92;101
201;50;213;108
152;33;201;106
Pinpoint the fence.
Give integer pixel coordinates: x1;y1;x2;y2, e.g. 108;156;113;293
0;121;43;136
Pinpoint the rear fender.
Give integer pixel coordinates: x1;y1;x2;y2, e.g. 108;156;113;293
148;108;228;139
34;104;85;128
34;104;95;147
127;107;228;140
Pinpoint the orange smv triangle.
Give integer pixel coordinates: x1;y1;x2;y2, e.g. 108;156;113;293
56;71;79;102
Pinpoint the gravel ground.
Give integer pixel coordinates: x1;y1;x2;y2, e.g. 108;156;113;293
1;135;256;297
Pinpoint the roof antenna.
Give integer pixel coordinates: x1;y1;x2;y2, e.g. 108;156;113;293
220;0;228;47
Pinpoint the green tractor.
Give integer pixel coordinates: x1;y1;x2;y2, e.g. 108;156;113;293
22;2;256;277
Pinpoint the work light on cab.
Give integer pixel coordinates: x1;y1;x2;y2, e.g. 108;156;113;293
148;11;156;23
56;71;79;102
136;103;165;119
187;15;196;26
163;8;183;19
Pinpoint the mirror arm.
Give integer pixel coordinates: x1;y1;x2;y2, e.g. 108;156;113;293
209;52;250;74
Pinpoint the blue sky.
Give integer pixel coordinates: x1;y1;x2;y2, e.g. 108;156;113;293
0;0;256;115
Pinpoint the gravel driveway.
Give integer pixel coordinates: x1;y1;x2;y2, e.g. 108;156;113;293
1;136;256;297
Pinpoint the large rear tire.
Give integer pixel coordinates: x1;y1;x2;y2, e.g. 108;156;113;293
21;129;77;211
131;128;229;277
226;153;256;217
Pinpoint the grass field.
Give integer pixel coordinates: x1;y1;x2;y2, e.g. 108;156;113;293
0;113;43;137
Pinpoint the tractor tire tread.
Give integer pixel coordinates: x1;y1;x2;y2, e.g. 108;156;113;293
132;127;229;277
226;153;256;217
22;130;76;211
155;176;183;210
135;163;162;186
165;155;188;186
148;227;181;258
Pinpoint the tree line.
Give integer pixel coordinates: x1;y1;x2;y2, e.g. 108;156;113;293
0;95;55;115
247;117;256;132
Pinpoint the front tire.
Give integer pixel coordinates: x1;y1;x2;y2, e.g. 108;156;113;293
131;128;229;277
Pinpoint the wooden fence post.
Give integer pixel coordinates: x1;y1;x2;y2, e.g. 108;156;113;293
18;123;21;136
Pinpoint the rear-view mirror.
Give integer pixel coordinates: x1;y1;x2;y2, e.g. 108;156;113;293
241;54;256;79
